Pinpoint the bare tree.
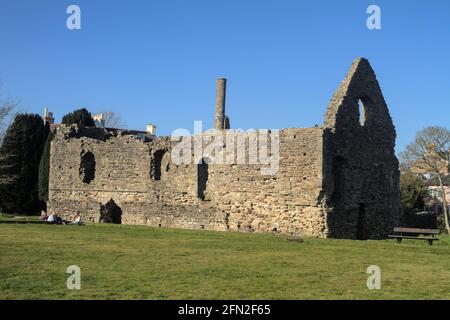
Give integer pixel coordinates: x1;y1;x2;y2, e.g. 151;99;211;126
0;131;19;188
399;126;450;233
0;152;18;185
0;87;19;198
0;100;17;143
96;111;125;128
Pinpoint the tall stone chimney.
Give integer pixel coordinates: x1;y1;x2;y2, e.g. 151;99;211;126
214;78;227;130
43;107;55;125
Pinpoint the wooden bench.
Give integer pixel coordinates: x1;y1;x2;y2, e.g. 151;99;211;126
388;227;440;246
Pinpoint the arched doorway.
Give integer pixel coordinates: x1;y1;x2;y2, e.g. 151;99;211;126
100;199;122;224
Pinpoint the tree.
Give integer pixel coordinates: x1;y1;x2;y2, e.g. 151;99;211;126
38;132;53;205
97;111;125;128
0;114;49;214
400;172;426;211
399;126;450;233
61;108;95;126
0;98;17;144
0;150;19;184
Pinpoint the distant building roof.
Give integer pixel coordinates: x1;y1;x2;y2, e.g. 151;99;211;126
423;174;450;187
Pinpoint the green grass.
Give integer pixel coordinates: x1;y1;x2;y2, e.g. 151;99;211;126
0;222;449;300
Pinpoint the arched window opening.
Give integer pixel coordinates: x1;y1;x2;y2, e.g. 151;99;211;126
153;150;167;181
197;157;210;200
358;99;366;127
79;151;96;184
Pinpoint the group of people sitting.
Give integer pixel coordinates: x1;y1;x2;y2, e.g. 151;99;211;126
39;211;84;225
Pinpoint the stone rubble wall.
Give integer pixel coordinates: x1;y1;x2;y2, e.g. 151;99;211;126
322;58;401;239
48;59;401;239
48;126;327;237
207;128;326;236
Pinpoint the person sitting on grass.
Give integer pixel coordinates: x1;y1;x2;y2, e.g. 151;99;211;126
39;210;48;222
72;213;84;225
46;213;56;224
47;213;67;225
56;214;67;225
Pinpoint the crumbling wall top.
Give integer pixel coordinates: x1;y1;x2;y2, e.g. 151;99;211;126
54;124;155;143
324;57;396;147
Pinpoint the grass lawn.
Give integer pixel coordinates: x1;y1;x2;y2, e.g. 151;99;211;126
0;220;449;300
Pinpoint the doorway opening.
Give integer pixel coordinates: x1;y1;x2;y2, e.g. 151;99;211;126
356;203;368;240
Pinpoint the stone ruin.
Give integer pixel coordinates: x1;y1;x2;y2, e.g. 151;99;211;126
48;58;401;239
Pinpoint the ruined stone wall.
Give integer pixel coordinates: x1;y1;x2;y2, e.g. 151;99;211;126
48;126;152;223
322;58;400;239
205;128;326;236
48;126;327;237
48;126;224;230
48;58;400;239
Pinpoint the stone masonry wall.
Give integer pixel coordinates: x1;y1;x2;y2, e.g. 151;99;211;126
48;126;327;237
322;58;401;239
208;128;326;236
48;58;400;239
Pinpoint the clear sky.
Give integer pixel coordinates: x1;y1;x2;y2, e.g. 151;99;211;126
0;0;449;152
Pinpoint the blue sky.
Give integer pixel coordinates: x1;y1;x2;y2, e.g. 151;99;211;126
0;0;449;152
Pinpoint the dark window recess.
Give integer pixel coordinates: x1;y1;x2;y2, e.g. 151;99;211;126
356;203;368;240
197;158;209;200
153;150;166;181
79;151;96;184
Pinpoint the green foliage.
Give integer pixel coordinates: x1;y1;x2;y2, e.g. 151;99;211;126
0;223;448;299
400;172;426;211
0;114;49;214
38;132;53;204
61;108;95;126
